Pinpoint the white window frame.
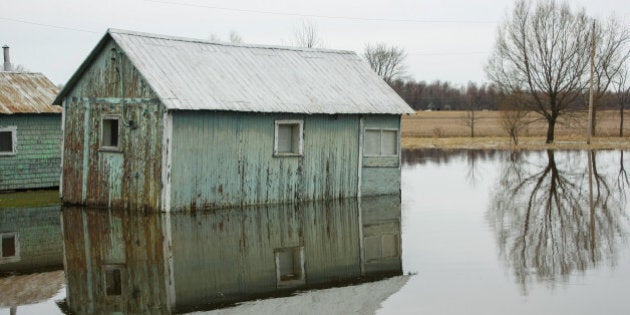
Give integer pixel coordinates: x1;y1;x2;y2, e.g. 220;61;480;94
273;119;304;157
274;246;306;287
363;128;399;157
100;115;122;151
0;232;20;263
0;126;17;156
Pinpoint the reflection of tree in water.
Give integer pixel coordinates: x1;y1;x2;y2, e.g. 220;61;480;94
488;150;630;293
402;149;501;166
618;151;630;200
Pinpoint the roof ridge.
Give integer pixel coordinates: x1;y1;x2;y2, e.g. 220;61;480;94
107;28;357;55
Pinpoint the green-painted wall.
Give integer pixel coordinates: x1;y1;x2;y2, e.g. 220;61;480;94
0;114;61;191
170;112;360;210
61;39;164;210
61;38;403;211
361;115;401;196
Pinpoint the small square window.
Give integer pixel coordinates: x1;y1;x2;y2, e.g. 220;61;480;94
275;247;305;287
274;120;303;156
0;127;17;156
1;233;19;261
104;266;123;296
101;116;121;150
364;129;398;157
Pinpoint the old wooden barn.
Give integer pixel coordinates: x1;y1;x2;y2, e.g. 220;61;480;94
0;69;61;191
54;29;413;211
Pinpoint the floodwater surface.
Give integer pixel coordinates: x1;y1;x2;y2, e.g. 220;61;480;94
384;149;630;315
1;150;629;314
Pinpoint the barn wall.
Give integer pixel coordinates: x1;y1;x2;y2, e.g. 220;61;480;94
0;114;61;190
361;115;401;196
61;39;164;210
169;112;360;210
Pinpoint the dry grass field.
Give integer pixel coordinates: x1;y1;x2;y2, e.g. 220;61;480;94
402;110;630;150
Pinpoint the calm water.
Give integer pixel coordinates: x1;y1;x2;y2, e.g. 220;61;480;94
388;149;630;315
1;150;629;314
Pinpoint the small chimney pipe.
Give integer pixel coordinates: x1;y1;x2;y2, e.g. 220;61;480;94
3;45;12;71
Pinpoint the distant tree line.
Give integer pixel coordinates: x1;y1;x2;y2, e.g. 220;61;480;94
389;80;499;111
388;79;627;113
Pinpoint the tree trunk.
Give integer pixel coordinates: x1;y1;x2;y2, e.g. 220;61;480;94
546;116;556;143
619;105;623;137
471;110;475;138
591;107;597;136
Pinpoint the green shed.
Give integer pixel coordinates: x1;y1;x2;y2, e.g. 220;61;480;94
53;29;413;212
0;72;61;191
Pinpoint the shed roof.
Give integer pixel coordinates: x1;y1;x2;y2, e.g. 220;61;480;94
54;29;413;115
0;72;60;114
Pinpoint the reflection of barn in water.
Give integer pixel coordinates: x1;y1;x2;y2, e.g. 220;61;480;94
60;196;403;313
0;203;63;274
54;29;413;212
0;198;64;313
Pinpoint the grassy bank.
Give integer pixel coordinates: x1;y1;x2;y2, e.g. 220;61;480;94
402;110;630;150
0;189;60;208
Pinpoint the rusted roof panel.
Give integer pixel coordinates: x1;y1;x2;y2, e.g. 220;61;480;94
0;72;60;114
106;29;413;115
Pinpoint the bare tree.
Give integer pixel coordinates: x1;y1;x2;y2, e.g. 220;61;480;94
207;33;221;42
462;82;482;137
229;30;243;44
614;66;630;136
486;0;592;143
500;91;529;145
207;30;244;43
363;43;407;84
292;20;322;48
590;17;630;136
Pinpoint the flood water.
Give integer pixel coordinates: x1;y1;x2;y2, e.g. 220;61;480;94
1;150;629;314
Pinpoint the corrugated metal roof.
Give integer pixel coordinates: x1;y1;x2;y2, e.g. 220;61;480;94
55;29;413;114
0;72;60;114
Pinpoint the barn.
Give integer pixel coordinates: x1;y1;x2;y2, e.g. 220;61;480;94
53;29;413;211
0;70;61;191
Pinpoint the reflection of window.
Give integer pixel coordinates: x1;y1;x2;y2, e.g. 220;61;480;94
0;126;17;156
364;129;398;156
365;233;399;261
101;116;121;150
1;233;19;261
274;120;303;156
275;247;305;286
104;266;123;296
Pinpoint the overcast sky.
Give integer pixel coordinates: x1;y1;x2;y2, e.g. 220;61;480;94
1;0;628;86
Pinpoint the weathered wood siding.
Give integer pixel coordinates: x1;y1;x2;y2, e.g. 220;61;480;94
61;39;164;210
169;198;361;309
169;112;360;210
361;115;402;196
0;204;63;273
0;114;61;190
62;207;168;314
